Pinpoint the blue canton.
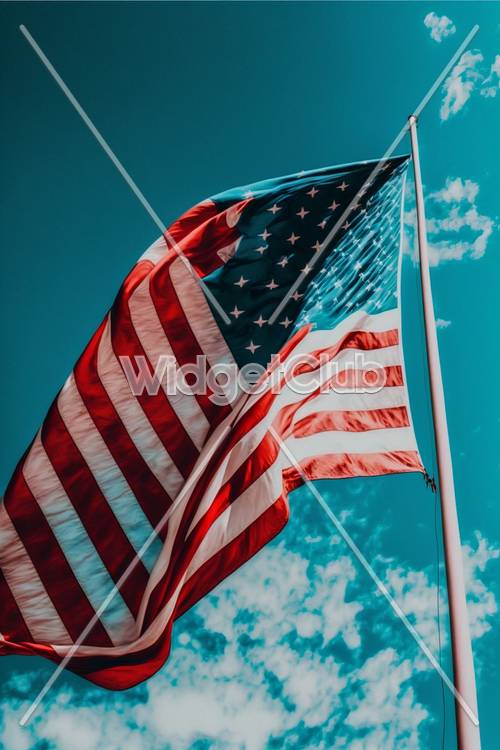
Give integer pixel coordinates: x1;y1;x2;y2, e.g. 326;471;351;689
204;156;408;368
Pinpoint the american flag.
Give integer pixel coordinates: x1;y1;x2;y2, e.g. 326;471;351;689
0;156;423;688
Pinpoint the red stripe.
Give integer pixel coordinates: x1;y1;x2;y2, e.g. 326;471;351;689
283;450;423;491
73;317;171;536
110;262;200;478
0;568;31;642
285;329;400;381
166;199;246;276
166;199;217;235
41;405;149;619
292;405;410;438
148;260;231;427
3;472;112;646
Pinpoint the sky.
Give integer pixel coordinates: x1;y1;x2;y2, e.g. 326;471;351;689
0;2;499;749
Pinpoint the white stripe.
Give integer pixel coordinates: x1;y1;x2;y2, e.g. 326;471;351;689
289;385;408;426
188;462;285;575
129;274;210;451
0;505;72;644
285;426;418;460
57;375;162;573
97;316;184;498
138;235;168;265
169;257;238;373
22;433;137;644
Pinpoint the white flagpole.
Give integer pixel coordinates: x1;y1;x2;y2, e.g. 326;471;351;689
408;115;481;750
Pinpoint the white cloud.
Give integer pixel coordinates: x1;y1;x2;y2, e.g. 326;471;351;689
0;713;32;750
440;50;500;117
480;54;500;98
404;177;495;266
424;12;456;43
345;648;428;750
432;177;479;205
440;50;484;120
463;532;500;639
436;319;451;329
0;532;497;750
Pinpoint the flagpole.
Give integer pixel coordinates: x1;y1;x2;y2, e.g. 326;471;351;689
408;115;481;750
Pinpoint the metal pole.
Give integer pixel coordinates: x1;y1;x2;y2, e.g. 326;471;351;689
408;115;481;750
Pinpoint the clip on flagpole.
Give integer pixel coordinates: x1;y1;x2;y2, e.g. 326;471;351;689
409;114;481;750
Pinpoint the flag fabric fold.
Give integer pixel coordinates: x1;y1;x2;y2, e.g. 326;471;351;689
0;156;423;687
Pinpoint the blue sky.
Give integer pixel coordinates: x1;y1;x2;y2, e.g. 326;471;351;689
0;2;499;749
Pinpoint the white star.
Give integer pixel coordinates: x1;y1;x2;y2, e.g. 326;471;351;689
266;279;279;290
291;291;303;301
277;256;289;268
338;181;349;191
267;203;282;214
328;200;340;211
300;264;312;275
244;190;254;199
334;280;342;289
354;261;362;271
245;341;260;354
341;221;350;230
317;219;327;229
230;305;244;319
259;228;271;241
255;245;267;255
279;317;292;329
307;186;319;198
311;240;322;252
296;207;309;219
253;315;267;327
234;276;249;288
287;232;300;245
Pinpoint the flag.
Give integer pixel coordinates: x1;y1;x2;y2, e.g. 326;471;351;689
0;156;423;688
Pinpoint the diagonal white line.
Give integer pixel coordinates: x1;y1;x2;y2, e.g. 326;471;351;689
19;24;231;326
267;24;479;325
269;425;479;728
